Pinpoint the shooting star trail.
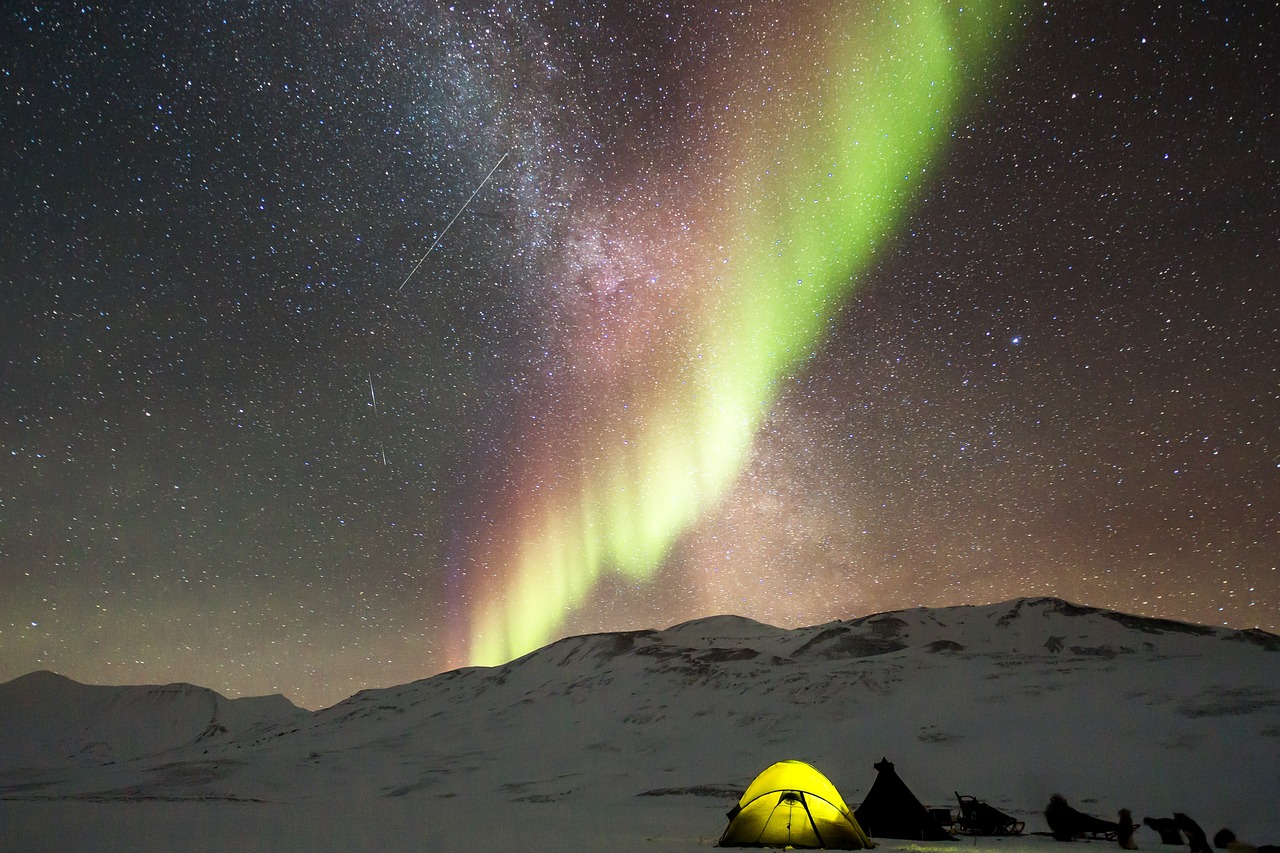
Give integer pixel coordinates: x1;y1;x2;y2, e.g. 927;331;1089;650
396;150;510;295
369;374;387;466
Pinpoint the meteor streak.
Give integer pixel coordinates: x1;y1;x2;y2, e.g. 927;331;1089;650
397;151;510;295
369;374;387;466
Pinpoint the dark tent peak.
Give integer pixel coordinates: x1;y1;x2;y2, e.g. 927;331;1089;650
855;757;953;841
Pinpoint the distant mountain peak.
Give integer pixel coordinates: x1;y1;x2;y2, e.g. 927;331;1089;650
662;613;782;635
0;671;307;772
3;669;74;687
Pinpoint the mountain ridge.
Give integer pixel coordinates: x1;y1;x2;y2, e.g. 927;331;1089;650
2;596;1276;841
0;668;307;771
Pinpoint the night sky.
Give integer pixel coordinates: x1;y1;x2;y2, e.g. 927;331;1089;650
2;1;1276;710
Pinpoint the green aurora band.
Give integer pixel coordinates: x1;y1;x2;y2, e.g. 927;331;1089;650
459;0;1022;668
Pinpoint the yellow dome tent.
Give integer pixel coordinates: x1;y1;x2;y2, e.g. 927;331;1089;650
719;760;875;849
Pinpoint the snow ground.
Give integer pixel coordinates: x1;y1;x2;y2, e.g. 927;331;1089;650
0;798;1228;853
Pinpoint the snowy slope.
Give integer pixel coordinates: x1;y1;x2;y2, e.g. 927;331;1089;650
1;597;1277;852
0;670;307;771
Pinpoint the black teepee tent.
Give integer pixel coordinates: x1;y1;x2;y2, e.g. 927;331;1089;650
854;758;954;841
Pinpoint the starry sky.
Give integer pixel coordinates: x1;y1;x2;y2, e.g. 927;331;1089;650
2;0;1277;710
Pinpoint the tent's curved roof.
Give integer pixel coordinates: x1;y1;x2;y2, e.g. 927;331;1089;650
737;760;853;813
723;760;872;849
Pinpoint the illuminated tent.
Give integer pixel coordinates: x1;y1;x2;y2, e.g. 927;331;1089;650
854;757;953;841
719;760;874;849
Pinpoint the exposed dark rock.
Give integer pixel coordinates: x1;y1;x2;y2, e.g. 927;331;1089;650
1224;628;1280;651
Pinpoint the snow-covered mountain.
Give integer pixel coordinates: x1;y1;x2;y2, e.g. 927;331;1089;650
0;670;308;771
1;597;1277;852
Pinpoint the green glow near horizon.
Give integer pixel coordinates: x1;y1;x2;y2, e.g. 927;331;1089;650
466;0;1021;668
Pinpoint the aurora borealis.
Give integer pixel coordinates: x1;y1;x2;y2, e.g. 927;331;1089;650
3;1;1277;709
451;0;1023;667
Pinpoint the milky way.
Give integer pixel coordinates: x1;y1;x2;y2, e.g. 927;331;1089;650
2;1;1277;709
447;0;1027;668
